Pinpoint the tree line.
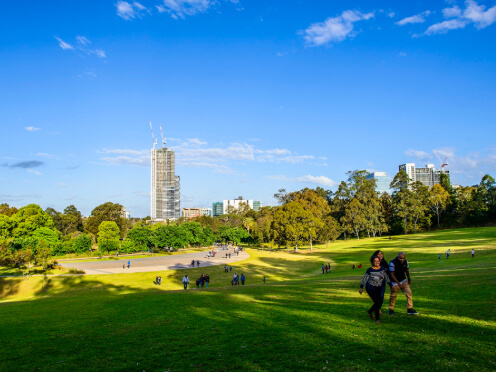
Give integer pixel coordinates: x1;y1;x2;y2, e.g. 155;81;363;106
1;169;495;268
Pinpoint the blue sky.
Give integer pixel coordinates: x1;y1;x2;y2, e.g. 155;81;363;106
1;0;496;217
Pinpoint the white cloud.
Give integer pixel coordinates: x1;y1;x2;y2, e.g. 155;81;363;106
297;175;337;187
303;10;375;46
464;0;496;28
266;174;337;188
55;37;74;50
182;138;207;147
443;5;462;18
100;148;149;155
387;12;396;18
398;51;407;57
158;0;213;19
36;152;58;159
25;126;41;131
93;49;106;58
396;11;431;26
27;169;43;176
76;35;91;45
425;0;496;35
405;149;432;161
115;1;149;20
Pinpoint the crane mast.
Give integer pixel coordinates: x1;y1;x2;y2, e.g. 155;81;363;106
149;120;157;149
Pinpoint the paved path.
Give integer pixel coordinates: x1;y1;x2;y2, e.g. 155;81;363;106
59;249;249;275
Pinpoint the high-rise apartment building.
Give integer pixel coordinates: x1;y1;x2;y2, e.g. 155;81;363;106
366;172;391;195
212;202;224;217
151;146;180;221
399;163;450;188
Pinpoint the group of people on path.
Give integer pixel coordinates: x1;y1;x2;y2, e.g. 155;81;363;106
321;263;332;274
359;250;418;324
154;276;162;285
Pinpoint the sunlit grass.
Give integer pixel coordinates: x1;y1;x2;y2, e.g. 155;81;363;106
0;227;495;371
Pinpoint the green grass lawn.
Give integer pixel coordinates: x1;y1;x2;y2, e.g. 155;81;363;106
0;227;495;371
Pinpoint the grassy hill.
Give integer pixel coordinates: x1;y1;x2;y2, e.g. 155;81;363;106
1;227;495;371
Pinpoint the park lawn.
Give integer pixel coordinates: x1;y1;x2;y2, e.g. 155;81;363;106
0;227;495;371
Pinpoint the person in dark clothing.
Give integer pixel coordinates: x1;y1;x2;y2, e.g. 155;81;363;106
388;252;419;315
327;263;331;273
205;274;210;288
359;256;390;323
241;274;245;285
372;250;389;315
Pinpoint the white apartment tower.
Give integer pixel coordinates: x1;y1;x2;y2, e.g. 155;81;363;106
150;124;180;221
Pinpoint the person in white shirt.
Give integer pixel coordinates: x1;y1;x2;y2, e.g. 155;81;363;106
182;275;189;290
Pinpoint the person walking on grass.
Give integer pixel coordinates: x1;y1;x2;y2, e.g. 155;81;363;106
372;250;389;315
205;274;210;288
472;249;475;258
322;264;325;274
127;260;130;269
359;255;390;324
388;252;419;315
241;273;245;285
328;263;331;273
182;275;189;290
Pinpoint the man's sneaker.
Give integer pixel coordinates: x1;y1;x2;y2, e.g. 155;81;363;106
407;308;419;315
388;309;395;316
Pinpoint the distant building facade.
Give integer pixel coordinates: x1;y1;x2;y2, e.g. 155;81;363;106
212;197;263;216
182;207;212;218
120;207;131;219
212;202;223;217
151;147;180;221
366;172;391;195
399;163;450;188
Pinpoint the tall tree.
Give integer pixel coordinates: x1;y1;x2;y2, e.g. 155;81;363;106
430;184;450;227
85;202;127;238
410;181;430;233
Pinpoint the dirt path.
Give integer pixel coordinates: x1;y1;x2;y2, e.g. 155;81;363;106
59;248;249;275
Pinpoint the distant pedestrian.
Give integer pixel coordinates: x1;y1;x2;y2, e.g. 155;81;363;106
123;264;125;269
196;279;200;288
155;276;159;285
446;249;450;259
325;265;328;273
471;249;475;258
197;260;200;267
230;266;232;272
438;254;441;260
116;251;119;257
229;253;231;259
127;260;130;269
263;276;266;284
328;263;331;273
200;274;205;288
158;276;162;285
352;264;356;269
322;264;325;274
182;275;189;289
241;274;245;285
358;264;362;269
205;274;210;288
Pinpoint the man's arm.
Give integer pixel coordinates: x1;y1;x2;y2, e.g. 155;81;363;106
406;268;411;284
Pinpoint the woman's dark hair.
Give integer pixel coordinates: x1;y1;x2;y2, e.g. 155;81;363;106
370;255;380;265
372;250;382;257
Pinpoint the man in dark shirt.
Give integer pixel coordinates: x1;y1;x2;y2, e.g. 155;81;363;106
388;252;419;315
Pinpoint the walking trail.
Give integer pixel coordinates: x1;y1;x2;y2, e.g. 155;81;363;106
59;248;250;275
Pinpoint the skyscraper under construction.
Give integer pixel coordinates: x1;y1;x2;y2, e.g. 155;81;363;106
150;122;180;221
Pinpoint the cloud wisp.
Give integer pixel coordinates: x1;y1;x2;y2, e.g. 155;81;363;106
424;0;496;35
303;10;375;46
25;126;41;131
396;11;431;26
266;174;337;188
116;1;150;20
157;0;214;19
98;139;323;175
55;36;107;59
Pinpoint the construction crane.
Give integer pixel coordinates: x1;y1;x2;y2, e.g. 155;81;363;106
159;124;166;147
433;150;448;173
149;120;157;149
